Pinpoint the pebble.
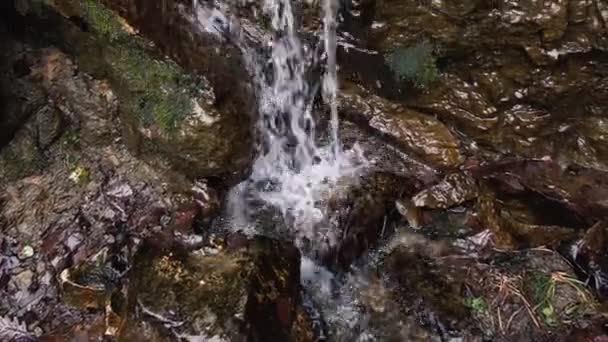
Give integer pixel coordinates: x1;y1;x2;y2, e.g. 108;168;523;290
104;234;116;245
18;245;35;260
13;270;34;291
160;215;172;226
36;261;46;274
66;233;84;251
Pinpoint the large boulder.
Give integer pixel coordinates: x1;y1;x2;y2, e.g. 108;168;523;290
9;0;255;183
127;234;314;341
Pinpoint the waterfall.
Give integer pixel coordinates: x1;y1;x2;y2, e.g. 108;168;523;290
191;0;366;254
246;0;365;251
322;0;340;159
191;1;372;337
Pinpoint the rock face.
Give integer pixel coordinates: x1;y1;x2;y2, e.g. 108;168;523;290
129;234;310;341
485;160;608;221
337;0;608;172
572;223;608;298
340;83;463;169
10;0;255;183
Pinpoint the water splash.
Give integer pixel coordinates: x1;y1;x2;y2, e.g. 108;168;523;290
255;0;367;250
205;0;367;251
190;1;374;338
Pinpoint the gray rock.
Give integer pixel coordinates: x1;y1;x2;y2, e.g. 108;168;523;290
12;270;34;291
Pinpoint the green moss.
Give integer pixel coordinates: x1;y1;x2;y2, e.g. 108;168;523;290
78;0;198;134
464;296;488;317
525;271;558;327
81;0;130;42
107;44;196;133
385;41;439;88
526;271;553;304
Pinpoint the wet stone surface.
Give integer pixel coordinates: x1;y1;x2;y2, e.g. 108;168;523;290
1;0;608;341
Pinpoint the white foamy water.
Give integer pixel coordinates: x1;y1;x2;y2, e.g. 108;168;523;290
215;0;368;251
322;0;340;158
191;1;374;339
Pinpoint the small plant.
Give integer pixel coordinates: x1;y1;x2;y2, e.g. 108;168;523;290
540;304;558;327
69;165;90;185
385;41;440;88
526;271;558;327
525;271;594;328
465;296;488;316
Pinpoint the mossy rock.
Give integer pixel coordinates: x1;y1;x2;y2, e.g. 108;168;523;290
385;41;439;89
16;0;254;182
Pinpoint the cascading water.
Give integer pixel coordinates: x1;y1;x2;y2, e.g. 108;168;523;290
192;0;374;339
322;0;340;158
222;0;366;254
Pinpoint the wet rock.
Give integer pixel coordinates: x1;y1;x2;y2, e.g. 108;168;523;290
475;187;578;249
557;116;608;172
339;270;447;341
414;74;499;133
381;232;603;341
395;199;424;229
492;104;554;156
571;223;608;297
340;82;463;169
315;171;423;270
129;234;313;341
381;231;480;339
485;160;608;221
368;109;463;168
337;0;608;145
366;0;460;50
412;173;478;209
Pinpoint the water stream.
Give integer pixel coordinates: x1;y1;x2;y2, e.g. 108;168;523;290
193;0;374;339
